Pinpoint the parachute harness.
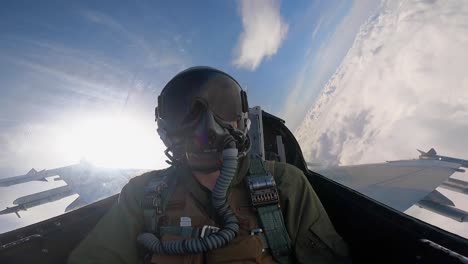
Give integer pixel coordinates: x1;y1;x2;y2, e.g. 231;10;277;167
137;148;240;255
247;157;292;263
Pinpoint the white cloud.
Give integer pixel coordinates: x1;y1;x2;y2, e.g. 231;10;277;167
296;0;468;166
296;0;468;239
282;0;380;130
233;0;288;71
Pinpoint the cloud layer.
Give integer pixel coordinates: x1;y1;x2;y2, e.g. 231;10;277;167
282;0;380;130
296;0;468;167
295;0;468;239
233;0;288;71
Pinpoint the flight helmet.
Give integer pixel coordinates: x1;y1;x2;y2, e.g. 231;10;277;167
155;66;251;171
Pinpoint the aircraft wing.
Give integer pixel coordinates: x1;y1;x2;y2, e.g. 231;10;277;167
315;158;462;212
314;149;468;221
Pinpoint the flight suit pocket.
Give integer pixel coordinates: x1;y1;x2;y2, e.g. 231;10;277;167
206;235;264;263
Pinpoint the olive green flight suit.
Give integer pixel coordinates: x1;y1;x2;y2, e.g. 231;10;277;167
68;157;349;263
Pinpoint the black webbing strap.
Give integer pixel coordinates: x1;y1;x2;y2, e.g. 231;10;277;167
141;167;178;234
248;158;292;263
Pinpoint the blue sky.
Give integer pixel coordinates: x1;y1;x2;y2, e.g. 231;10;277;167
0;0;379;173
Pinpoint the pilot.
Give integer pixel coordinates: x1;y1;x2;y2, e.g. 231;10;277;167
68;67;349;264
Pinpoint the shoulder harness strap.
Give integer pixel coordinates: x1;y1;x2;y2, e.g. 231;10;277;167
247;157;292;264
140;166;178;234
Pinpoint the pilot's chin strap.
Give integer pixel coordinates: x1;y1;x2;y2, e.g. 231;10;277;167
247;157;292;264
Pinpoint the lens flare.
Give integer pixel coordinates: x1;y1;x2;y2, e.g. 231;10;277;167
54;114;167;169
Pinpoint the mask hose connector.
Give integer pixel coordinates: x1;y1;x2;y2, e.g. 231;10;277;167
137;147;240;255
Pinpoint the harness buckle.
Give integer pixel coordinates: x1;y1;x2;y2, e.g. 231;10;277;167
250;228;263;236
247;175;279;207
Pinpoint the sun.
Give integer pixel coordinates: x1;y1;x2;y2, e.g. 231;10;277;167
54;114;168;169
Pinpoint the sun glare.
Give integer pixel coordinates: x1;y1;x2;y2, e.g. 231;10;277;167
55;115;168;169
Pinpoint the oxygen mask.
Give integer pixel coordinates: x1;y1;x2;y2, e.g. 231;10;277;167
184;104;237;173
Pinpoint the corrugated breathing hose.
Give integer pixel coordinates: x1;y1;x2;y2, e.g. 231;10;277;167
137;147;240;254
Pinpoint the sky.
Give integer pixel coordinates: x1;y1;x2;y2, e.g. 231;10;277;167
0;0;376;175
1;0;467;241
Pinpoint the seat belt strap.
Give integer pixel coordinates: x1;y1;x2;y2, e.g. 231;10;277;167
141;167;178;234
247;158;292;263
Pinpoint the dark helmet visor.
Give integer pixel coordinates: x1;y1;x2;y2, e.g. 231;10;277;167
157;68;245;133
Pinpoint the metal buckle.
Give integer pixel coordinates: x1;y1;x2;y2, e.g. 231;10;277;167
250;228;263;236
247;175;279;207
200;225;220;238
